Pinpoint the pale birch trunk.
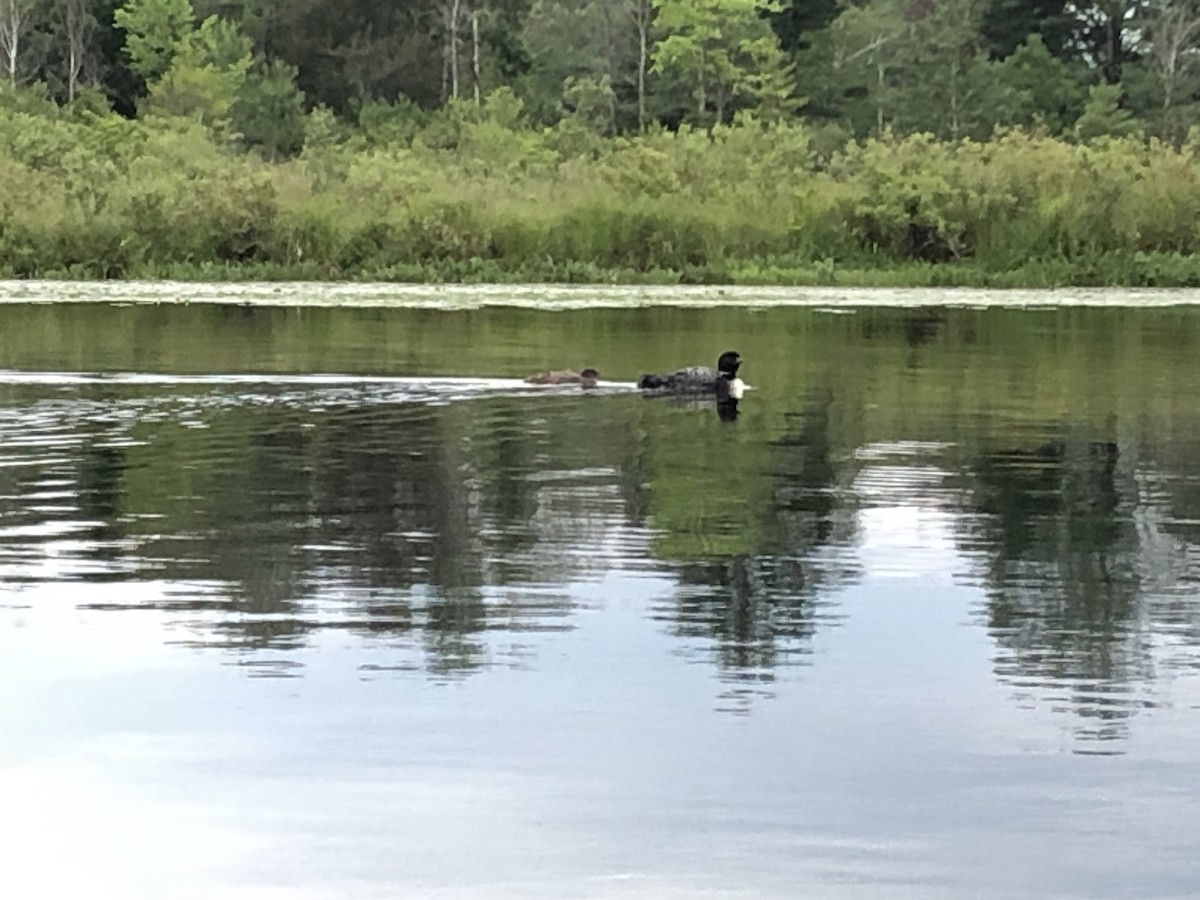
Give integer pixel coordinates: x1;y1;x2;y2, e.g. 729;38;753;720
0;0;30;89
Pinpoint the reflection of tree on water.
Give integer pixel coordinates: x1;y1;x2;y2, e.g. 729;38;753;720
313;403;485;595
771;392;851;552
858;308;950;369
77;436;127;551
57;391;647;676
0;392;131;578
645;389;859;702
965;429;1151;747
421;588;489;678
666;554;819;685
125;411;321;651
5;381;862;694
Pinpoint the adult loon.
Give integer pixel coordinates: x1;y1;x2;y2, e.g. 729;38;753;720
525;367;600;388
637;350;744;400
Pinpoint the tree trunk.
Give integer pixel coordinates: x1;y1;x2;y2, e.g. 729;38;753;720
451;0;460;99
471;10;480;104
598;0;619;132
442;38;449;100
67;43;78;100
439;0;462;101
637;22;647;131
65;0;87;102
876;59;884;134
0;0;28;89
1104;8;1124;84
949;57;959;140
1153;4;1200;112
628;0;650;132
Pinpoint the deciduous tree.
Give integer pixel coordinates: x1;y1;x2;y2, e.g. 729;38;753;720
143;13;250;130
889;0;1001;139
651;0;793;124
521;0;646;130
1143;0;1200;136
0;0;33;87
1071;0;1151;84
114;0;194;82
822;0;908;134
63;0;98;101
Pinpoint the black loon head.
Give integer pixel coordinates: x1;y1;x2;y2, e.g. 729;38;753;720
717;350;741;378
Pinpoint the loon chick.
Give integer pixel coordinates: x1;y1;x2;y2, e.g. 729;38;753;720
525;367;600;388
638;350;744;399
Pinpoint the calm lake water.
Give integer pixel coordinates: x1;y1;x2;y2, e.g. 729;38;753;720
3;285;1200;899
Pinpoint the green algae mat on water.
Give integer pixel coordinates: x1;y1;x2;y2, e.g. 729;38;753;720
5;279;1200;308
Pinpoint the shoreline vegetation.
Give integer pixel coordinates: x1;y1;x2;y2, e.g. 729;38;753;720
8;97;1200;289
6;2;1200;289
5;1;1200;290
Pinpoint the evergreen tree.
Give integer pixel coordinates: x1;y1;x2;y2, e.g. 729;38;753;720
231;57;306;157
980;0;1074;59
769;0;839;52
992;33;1087;133
1075;81;1142;139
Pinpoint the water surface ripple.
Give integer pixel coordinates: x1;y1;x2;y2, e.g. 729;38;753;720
3;295;1200;899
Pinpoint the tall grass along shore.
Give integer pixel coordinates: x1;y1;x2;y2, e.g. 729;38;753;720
6;92;1200;288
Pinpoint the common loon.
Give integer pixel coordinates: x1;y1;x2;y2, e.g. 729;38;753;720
525;367;600;388
637;350;744;400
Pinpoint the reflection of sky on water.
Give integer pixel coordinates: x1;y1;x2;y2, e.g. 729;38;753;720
6;567;1200;900
5;346;1200;897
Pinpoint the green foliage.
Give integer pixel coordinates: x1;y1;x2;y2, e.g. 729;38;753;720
651;0;793;125
768;0;840;53
303;105;346;151
740;35;800;122
560;75;618;135
354;96;430;148
814;0;908;134
143;57;242;128
115;0;196;82
993;34;1086;133
980;0;1075;61
862;0;1033;140
4;0;1190;150
3;0;1192;150
232;60;307;158
141;14;253;131
6;85;1200;286
1075;83;1143;142
520;0;640;130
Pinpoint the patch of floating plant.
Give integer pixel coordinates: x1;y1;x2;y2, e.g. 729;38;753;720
5;280;1200;309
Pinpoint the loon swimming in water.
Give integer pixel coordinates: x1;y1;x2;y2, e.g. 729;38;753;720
637;350;744;400
525;367;600;388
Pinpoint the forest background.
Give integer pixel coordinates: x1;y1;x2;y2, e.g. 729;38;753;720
4;0;1200;285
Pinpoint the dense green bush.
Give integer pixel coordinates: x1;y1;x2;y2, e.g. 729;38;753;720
5;98;1200;286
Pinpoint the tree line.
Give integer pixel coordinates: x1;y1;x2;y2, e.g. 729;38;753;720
2;0;1199;147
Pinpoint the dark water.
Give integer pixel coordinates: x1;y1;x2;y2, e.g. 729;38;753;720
3;296;1200;899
